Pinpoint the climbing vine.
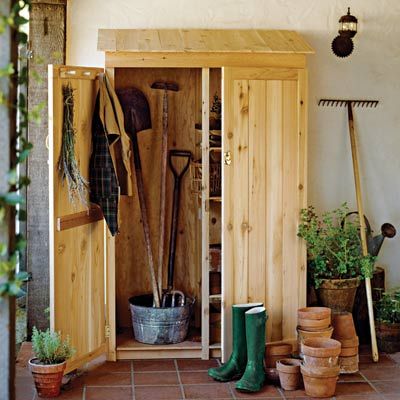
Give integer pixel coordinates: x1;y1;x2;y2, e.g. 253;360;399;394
0;0;36;297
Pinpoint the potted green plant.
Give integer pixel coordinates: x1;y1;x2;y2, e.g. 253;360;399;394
298;203;374;312
29;327;75;398
375;288;400;353
209;92;221;130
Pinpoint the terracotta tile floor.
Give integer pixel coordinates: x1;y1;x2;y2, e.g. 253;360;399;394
15;343;400;399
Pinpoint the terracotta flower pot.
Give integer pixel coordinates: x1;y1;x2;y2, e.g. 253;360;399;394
265;343;292;368
301;364;340;377
298;316;331;331
297;326;333;345
301;365;339;398
29;358;66;398
339;354;359;374
339;336;359;348
316;277;360;312
340;346;358;357
301;338;342;358
302;354;339;368
332;312;357;339
276;359;302;391
298;307;331;321
376;321;400;353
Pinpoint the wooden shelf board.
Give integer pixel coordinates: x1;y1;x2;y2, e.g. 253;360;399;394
209;294;222;300
210;343;221;349
116;329;202;351
210;197;222;202
195;129;222;136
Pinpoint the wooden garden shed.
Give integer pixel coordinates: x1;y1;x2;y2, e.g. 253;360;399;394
48;29;314;373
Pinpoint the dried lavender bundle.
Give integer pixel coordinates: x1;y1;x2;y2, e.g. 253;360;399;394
58;82;88;206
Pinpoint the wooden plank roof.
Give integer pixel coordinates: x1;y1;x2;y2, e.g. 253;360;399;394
98;29;314;54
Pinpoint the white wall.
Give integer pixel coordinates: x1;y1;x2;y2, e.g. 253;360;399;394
67;0;400;288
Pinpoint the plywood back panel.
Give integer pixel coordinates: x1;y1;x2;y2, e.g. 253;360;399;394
222;67;307;359
49;65;107;372
114;68;201;328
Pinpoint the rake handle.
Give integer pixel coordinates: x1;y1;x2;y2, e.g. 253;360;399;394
347;102;379;362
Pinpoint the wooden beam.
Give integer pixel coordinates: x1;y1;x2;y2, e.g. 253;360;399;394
27;0;67;333
56;205;104;231
105;51;307;69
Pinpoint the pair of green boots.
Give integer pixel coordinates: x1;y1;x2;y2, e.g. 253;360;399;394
208;303;267;392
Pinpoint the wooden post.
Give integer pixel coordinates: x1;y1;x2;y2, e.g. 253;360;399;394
27;0;66;333
0;1;17;398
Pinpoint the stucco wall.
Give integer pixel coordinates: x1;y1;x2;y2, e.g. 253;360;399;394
66;0;400;288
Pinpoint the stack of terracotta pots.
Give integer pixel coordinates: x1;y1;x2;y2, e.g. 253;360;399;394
301;337;341;398
332;311;359;373
297;307;333;345
265;343;292;383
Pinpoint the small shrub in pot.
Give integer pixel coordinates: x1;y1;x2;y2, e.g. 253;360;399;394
298;203;375;311
29;328;75;398
375;288;400;353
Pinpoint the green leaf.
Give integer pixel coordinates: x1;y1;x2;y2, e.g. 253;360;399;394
17;209;27;221
7;169;18;185
14;15;29;25
17;149;30;163
0;63;15;77
3;192;24;205
16;271;29;281
17;31;28;44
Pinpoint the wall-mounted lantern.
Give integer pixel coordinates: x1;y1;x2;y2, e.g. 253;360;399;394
332;7;358;58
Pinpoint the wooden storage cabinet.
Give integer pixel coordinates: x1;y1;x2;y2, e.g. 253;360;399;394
48;29;313;372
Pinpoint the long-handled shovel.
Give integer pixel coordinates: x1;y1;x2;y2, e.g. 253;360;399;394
150;81;179;296
319;98;379;362
117;87;161;307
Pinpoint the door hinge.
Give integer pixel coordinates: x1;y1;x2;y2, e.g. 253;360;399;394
105;325;111;338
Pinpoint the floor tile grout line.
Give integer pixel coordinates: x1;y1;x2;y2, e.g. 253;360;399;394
131;360;136;400
359;370;386;398
174;359;186;400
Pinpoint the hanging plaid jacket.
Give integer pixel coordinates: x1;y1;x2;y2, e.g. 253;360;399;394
89;95;120;236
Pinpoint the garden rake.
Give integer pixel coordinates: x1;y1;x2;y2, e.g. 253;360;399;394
318;98;380;362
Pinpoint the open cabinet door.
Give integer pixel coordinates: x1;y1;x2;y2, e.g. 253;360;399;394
48;65;108;373
222;67;307;361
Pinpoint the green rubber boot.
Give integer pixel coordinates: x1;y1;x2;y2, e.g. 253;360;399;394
235;306;267;392
208;303;263;382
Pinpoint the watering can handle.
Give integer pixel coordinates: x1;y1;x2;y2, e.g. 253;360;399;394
342;211;372;233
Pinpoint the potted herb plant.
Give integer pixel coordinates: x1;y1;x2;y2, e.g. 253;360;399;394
375;288;400;353
298;203;374;312
29;327;75;398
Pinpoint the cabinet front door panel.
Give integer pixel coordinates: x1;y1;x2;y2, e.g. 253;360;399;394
49;65;107;373
222;67;307;360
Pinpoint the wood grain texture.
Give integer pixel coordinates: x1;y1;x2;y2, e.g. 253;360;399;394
27;0;66;333
114;68;200;328
49;65;106;373
222;67;307;357
56;205;103;231
98;29;314;54
105;52;307;69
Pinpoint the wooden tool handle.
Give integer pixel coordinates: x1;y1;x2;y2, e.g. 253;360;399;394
347;102;379;362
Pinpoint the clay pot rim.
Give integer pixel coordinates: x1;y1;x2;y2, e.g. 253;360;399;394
340;346;358;357
297;326;333;334
337;336;359;347
276;358;301;373
298;307;331;320
302;338;341;357
29;358;67;368
298;317;331;331
266;342;293;356
318;276;361;289
301;364;340;378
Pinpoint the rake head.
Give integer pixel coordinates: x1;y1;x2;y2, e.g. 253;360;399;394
318;99;379;108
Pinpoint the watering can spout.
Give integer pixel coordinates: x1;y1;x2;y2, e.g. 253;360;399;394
367;223;396;257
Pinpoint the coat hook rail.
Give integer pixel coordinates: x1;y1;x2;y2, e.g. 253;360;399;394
57;204;104;231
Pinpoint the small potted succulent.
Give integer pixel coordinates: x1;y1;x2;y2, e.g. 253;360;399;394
209;92;221;130
29;327;75;398
375;288;400;353
298;203;375;312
